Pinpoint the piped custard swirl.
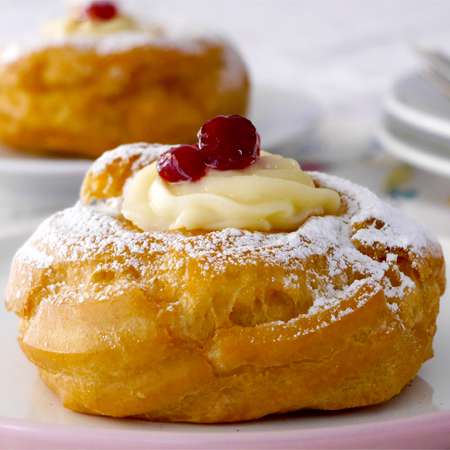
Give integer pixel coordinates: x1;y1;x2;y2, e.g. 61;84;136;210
122;151;341;232
43;15;141;38
42;3;161;39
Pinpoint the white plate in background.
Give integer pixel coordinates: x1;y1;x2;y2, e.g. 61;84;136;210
385;71;450;141
377;115;450;178
249;83;320;154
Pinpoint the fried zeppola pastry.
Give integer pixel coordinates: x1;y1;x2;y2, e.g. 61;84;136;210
6;140;445;423
0;3;249;157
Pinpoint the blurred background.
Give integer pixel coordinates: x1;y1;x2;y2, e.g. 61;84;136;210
1;0;450;237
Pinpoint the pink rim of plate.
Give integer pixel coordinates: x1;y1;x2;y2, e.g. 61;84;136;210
1;410;449;450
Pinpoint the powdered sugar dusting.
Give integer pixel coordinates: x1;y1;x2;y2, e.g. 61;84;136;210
14;144;442;324
0;31;226;66
17;244;55;269
90;143;170;175
312;172;439;255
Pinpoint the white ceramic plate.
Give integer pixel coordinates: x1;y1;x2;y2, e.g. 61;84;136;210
249;83;320;154
377;116;450;178
0;226;449;449
385;71;450;140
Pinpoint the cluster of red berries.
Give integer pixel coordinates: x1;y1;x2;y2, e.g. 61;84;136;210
157;115;261;183
84;1;119;21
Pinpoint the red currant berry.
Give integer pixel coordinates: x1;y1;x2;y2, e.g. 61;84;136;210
157;145;206;183
85;1;118;21
197;115;261;171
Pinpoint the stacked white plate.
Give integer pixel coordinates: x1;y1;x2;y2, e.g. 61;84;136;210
379;71;450;177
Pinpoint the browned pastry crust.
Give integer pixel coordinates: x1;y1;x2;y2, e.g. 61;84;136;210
5;144;446;423
0;39;249;157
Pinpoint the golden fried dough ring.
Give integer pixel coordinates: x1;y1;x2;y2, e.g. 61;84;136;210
0;37;248;157
6;144;445;422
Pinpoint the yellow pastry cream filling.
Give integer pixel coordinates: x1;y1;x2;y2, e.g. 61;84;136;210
42;8;157;38
122;151;341;232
